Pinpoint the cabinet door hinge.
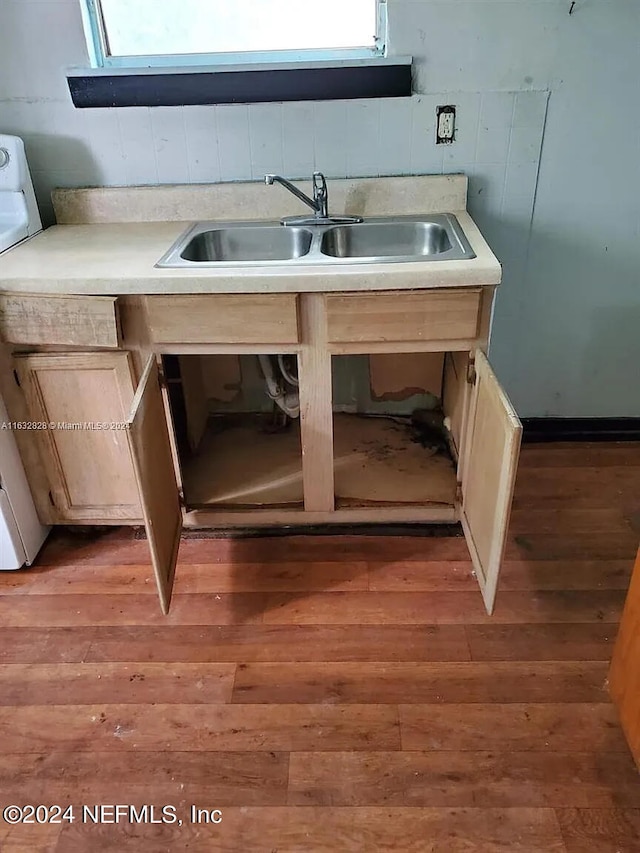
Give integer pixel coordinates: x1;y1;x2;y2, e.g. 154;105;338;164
466;357;477;386
157;366;167;390
178;488;185;507
455;480;463;504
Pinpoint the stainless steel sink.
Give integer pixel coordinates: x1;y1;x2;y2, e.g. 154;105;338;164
156;214;475;268
179;225;313;262
321;221;453;259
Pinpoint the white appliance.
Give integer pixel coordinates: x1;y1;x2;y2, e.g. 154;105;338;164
0;134;49;569
0;134;42;252
0;397;50;569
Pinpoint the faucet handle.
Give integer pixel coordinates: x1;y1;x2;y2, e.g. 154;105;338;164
312;171;328;217
312;171;327;195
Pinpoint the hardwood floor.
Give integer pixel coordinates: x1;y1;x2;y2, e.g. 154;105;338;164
0;441;639;852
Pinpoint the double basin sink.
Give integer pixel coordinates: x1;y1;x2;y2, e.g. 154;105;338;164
156;214;476;268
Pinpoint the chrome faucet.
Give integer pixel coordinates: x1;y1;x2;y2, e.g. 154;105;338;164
264;171;362;226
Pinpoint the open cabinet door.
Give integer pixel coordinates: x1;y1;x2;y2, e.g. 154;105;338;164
127;355;182;614
460;349;522;615
609;546;640;767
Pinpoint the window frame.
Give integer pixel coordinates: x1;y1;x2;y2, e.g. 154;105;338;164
81;0;388;69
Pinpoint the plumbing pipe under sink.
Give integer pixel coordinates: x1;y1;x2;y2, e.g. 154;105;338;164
258;354;300;418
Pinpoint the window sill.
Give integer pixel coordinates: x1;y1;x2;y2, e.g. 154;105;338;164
66;56;413;108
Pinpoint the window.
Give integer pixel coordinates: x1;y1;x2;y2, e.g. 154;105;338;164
83;0;385;68
71;0;411;108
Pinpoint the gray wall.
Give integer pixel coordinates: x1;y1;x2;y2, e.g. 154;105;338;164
510;2;640;417
1;0;638;417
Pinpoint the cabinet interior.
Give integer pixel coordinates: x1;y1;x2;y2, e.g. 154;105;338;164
165;354;303;510
166;351;469;513
331;352;465;509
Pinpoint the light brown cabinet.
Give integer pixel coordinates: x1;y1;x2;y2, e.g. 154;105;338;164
144;294;300;345
14;352;141;521
126;355;182;615
1;287;521;616
458;350;521;613
325;288;482;344
6;348;181;614
0;293;121;348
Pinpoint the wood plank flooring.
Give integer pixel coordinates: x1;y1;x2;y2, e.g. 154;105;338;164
0;441;639;852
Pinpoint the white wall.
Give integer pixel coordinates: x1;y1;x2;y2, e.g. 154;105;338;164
0;0;638;417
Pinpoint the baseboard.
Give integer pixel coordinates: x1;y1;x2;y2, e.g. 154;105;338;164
522;417;640;443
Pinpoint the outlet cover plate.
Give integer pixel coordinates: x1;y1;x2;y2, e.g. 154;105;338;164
436;105;456;144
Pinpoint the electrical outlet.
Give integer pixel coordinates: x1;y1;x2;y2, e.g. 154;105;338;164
436;105;456;144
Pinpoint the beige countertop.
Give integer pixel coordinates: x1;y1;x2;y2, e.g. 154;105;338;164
0;177;502;295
